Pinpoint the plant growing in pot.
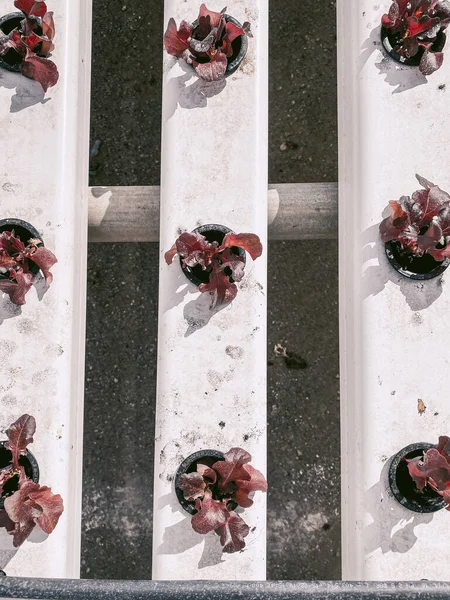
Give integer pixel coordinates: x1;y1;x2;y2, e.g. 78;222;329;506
0;219;57;306
165;225;263;308
0;0;58;91
389;436;450;512
379;174;450;279
175;447;267;553
0;414;64;547
163;3;252;81
381;0;450;75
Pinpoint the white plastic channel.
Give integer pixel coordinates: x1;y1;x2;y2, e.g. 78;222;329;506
0;0;92;579
338;0;450;582
152;0;268;581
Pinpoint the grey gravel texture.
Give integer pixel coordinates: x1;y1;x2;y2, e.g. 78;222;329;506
83;0;339;582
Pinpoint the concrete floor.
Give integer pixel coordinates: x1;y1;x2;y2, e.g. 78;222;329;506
82;0;339;581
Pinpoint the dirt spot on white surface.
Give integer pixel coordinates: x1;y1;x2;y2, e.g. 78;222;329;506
225;345;244;360
0;340;17;362
417;399;426;415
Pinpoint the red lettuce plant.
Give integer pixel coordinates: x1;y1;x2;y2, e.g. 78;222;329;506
381;0;450;74
407;436;450;508
0;230;57;306
380;174;450;261
165;230;262;308
178;448;267;553
0;414;64;547
0;0;58;91
163;4;251;81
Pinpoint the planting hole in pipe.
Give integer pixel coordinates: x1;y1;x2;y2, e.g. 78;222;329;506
389;443;447;513
175;449;225;515
0;441;39;509
385;240;449;280
0;12;23;72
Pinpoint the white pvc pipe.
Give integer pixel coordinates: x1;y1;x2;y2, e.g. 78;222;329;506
0;0;92;578
338;0;450;581
152;0;268;581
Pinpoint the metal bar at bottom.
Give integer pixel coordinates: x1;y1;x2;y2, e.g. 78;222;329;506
1;578;450;600
88;183;338;243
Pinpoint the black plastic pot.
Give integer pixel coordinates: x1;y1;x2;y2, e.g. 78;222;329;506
381;26;447;68
0;218;43;278
388;442;447;513
0;441;39;510
385;240;449;280
175;449;225;515
191;14;248;77
181;224;246;287
0;12;24;73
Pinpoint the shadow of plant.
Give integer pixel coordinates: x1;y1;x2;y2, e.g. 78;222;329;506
0;68;49;112
364;459;433;556
163;59;226;122
360;25;428;94
362;224;444;311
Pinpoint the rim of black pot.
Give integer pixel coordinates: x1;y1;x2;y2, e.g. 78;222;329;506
381;26;447;67
175;449;225;515
388;442;447;513
385;240;449;280
0;218;44;278
181;223;246;287
191;14;248;76
0;440;40;510
0;12;24;73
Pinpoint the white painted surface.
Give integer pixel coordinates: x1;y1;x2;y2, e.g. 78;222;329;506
338;0;450;581
152;0;268;581
0;0;92;578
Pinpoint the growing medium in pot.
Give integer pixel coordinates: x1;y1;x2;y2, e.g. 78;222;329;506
0;414;64;547
380;174;450;279
163;3;252;81
176;447;267;553
381;0;450;75
0;224;57;306
165;227;263;308
0;0;58;91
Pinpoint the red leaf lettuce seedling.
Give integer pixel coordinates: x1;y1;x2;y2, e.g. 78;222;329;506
0;414;64;547
165;230;262;308
0;0;58;91
178;447;267;553
381;0;450;75
407;436;450;507
164;3;251;81
380;174;450;261
0;229;57;306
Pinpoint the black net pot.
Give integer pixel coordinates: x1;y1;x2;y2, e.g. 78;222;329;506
0;218;44;278
381;26;446;67
0;12;24;73
181;224;246;287
385;240;449;280
175;449;225;515
191;14;248;77
389;442;447;513
0;441;40;510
